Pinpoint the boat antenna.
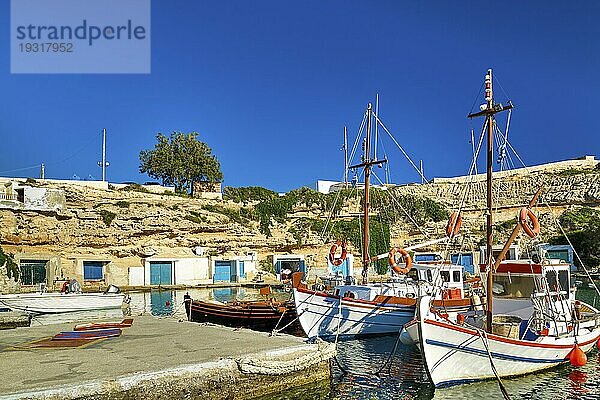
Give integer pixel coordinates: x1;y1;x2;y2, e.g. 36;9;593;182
467;69;513;332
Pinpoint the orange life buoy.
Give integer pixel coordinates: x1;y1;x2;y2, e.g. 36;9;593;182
329;241;347;266
388;247;413;274
519;207;540;238
445;211;462;238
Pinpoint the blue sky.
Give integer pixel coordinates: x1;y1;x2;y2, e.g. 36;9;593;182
1;1;599;192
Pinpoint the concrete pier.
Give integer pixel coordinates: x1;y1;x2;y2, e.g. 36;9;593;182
0;311;30;329
0;316;334;399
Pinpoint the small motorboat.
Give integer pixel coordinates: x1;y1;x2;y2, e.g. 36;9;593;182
0;281;128;314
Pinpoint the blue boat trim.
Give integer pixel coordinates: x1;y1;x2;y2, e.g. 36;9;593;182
425;339;562;364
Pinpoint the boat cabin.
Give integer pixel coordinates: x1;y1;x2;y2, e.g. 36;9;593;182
332;262;465;302
480;259;575;326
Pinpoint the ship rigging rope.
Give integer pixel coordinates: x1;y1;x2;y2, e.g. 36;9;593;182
430;119;487;301
497;138;600;299
348;111;368;168
373;114;428;183
371;173;430;238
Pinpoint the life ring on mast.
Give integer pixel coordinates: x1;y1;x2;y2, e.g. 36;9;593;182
445;211;462;238
329;241;347;266
519;207;540;238
388;247;413;274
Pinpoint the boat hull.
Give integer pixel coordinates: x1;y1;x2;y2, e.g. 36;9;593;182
188;299;301;334
0;292;126;314
416;298;600;387
293;287;415;339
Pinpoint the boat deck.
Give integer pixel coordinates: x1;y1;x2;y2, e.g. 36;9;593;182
0;315;333;399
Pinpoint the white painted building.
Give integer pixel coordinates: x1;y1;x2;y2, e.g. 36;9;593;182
130;257;212;286
211;253;258;283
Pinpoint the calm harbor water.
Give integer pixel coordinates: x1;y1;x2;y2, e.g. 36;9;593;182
29;287;600;399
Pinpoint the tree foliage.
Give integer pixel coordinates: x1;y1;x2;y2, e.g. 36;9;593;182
0;247;19;281
550;207;600;268
139;132;223;193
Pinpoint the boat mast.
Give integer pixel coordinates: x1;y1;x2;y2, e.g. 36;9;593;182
484;70;494;333
349;103;386;285
362;103;373;285
467;69;513;332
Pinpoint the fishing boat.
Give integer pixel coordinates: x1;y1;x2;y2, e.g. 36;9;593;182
292;102;472;340
0;282;128;314
184;288;301;334
407;69;600;389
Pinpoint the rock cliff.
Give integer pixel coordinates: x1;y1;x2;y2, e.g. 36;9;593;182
0;158;599;292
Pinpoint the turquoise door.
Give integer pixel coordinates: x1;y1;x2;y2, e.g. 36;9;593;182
214;261;231;282
150;262;172;285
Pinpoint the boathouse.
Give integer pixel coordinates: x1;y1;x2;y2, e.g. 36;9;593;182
131;257;212;286
211;253;258;283
273;254;306;281
541;244;575;271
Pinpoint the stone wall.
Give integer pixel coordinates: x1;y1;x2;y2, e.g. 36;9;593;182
394;170;600;211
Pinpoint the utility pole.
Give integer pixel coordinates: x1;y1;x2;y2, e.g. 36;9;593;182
98;128;109;182
420;160;424;184
40;163;45;180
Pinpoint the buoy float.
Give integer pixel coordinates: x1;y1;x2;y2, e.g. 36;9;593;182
445;211;462;238
388;247;412;274
519;207;540;238
568;344;587;367
165;301;171;307
328;241;347;266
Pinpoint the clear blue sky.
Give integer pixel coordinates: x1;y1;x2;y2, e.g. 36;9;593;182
1;1;599;192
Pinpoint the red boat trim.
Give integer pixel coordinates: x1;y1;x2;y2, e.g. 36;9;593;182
425;319;600;349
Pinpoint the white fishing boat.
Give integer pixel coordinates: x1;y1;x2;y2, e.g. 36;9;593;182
292;102;472;340
293;261;470;339
0;282;127;314
408;69;600;389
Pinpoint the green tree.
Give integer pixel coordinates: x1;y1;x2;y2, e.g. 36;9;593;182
550;207;600;268
139;132;223;193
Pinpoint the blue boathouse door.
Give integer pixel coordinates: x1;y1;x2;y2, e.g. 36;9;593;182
214;260;232;282
150;261;172;285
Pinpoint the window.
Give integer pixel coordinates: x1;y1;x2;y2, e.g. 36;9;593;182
546;270;569;291
407;268;419;280
20;260;47;286
453;271;462;283
493;274;537;298
83;261;104;281
440;271;450;282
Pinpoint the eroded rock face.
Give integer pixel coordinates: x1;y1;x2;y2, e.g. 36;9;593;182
0;164;599;292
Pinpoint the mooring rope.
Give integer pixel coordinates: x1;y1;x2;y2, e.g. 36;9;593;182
478;329;512;400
